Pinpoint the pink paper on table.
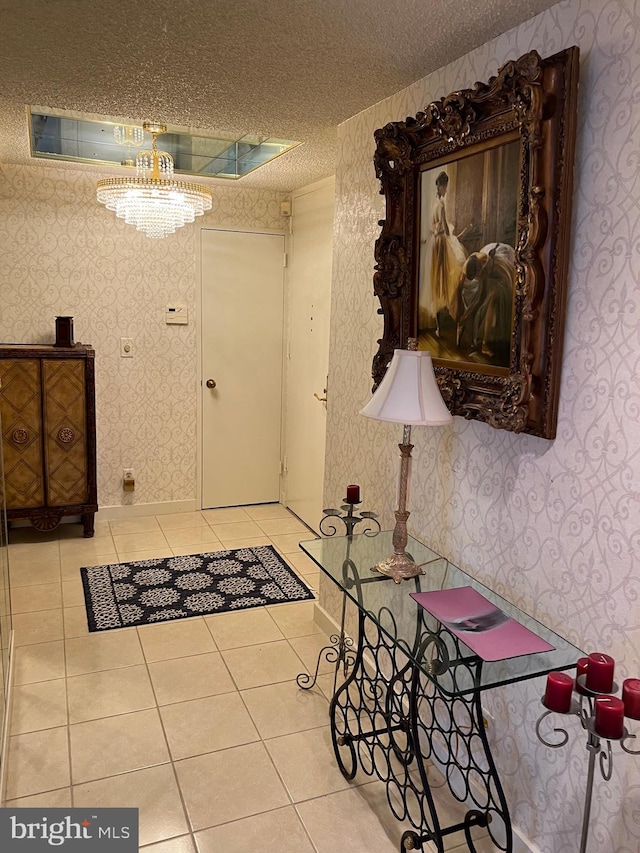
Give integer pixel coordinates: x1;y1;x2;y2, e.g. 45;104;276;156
410;586;555;662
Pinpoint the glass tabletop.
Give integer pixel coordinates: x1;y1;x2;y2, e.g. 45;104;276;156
300;532;584;696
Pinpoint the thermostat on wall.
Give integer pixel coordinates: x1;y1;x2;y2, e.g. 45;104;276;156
166;305;188;325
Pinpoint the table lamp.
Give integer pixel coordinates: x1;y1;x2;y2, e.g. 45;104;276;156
360;341;452;582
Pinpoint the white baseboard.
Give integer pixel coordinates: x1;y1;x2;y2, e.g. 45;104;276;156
312;601;341;637
0;630;16;806
10;500;199;528
97;500;198;521
313;601;540;853
512;827;542;853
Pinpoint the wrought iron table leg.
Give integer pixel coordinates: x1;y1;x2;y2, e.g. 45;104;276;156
327;608;512;851
296;583;355;693
329;607;368;780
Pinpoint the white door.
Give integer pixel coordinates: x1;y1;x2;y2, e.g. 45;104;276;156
201;229;285;508
284;178;335;531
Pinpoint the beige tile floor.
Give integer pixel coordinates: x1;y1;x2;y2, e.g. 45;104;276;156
3;505;492;852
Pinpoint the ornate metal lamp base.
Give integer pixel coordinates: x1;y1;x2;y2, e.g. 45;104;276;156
372;552;424;583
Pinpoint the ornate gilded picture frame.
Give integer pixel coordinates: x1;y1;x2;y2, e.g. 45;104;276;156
372;47;579;439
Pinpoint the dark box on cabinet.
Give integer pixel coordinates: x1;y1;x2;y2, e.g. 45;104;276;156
55;316;74;347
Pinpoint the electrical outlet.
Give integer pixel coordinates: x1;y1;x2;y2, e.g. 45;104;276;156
123;468;134;481
120;337;134;358
482;706;494;729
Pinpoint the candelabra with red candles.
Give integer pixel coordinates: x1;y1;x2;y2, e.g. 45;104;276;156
536;653;640;853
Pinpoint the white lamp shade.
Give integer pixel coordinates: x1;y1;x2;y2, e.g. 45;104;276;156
360;349;453;426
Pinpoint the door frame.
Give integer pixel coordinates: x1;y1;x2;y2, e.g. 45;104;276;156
280;175;335;524
196;223;288;511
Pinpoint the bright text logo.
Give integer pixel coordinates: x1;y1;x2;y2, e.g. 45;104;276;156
0;809;138;851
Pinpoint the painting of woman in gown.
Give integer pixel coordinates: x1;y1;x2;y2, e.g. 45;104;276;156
418;171;467;336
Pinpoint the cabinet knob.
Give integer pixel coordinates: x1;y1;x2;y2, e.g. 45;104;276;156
206;379;217;389
12;428;28;444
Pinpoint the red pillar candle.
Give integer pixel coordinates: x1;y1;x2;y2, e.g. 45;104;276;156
543;672;574;713
576;657;589;695
594;695;625;740
585;653;615;693
622;678;640;720
346;484;360;504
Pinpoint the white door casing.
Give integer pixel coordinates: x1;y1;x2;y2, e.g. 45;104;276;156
283;178;335;531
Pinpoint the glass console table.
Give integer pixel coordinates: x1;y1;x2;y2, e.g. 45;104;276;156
299;532;584;853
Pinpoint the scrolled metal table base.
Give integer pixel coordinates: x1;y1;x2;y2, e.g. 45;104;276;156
326;566;511;853
296;631;356;693
296;500;379;693
296;512;512;851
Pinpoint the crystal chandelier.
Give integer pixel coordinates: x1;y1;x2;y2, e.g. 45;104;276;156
96;122;212;239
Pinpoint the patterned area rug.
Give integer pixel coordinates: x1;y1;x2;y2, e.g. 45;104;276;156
81;545;313;632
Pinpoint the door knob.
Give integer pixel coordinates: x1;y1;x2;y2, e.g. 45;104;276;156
314;389;327;403
206;379;217;389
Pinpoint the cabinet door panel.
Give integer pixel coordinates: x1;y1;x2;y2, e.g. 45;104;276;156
0;360;44;508
42;360;88;506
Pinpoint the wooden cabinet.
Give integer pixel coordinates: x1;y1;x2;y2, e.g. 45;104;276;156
0;344;97;537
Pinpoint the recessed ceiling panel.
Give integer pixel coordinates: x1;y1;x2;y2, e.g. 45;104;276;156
29;108;300;179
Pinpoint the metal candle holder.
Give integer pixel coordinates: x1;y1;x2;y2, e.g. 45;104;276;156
318;499;381;539
535;675;640;853
296;497;380;693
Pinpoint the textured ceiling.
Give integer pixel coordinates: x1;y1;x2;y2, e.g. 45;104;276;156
0;0;558;191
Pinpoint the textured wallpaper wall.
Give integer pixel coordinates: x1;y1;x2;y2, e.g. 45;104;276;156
323;0;640;849
0;164;288;508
